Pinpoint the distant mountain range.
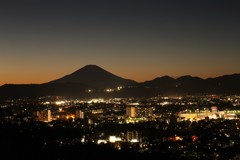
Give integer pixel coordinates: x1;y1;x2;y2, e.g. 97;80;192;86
0;65;240;99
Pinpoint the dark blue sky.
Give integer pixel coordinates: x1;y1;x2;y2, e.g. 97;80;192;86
0;0;240;85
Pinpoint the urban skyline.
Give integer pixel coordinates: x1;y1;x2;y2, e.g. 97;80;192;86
1;0;240;85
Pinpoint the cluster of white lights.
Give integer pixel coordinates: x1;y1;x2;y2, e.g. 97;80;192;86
117;86;123;90
109;136;122;143
105;89;114;92
55;101;65;105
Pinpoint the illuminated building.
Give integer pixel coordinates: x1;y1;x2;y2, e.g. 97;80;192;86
179;109;213;121
178;107;240;121
127;131;142;142
36;109;51;122
137;107;153;118
109;136;122;143
88;119;93;125
126;106;136;118
75;110;84;119
92;109;104;114
126;103;139;118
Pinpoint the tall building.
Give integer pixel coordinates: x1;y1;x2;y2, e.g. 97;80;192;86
126;106;136;118
126;131;142;142
75;110;84;119
137;107;153;118
36;109;51;122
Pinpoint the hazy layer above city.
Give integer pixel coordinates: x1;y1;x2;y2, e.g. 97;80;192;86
0;65;240;100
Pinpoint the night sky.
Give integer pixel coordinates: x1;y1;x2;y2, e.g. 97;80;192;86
1;0;240;85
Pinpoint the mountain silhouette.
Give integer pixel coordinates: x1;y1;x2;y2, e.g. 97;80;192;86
141;76;175;88
141;74;240;95
0;65;240;99
48;65;137;89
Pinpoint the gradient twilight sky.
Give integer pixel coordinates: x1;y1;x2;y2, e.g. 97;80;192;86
0;0;240;85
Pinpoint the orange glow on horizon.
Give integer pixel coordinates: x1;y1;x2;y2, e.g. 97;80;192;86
0;69;238;86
